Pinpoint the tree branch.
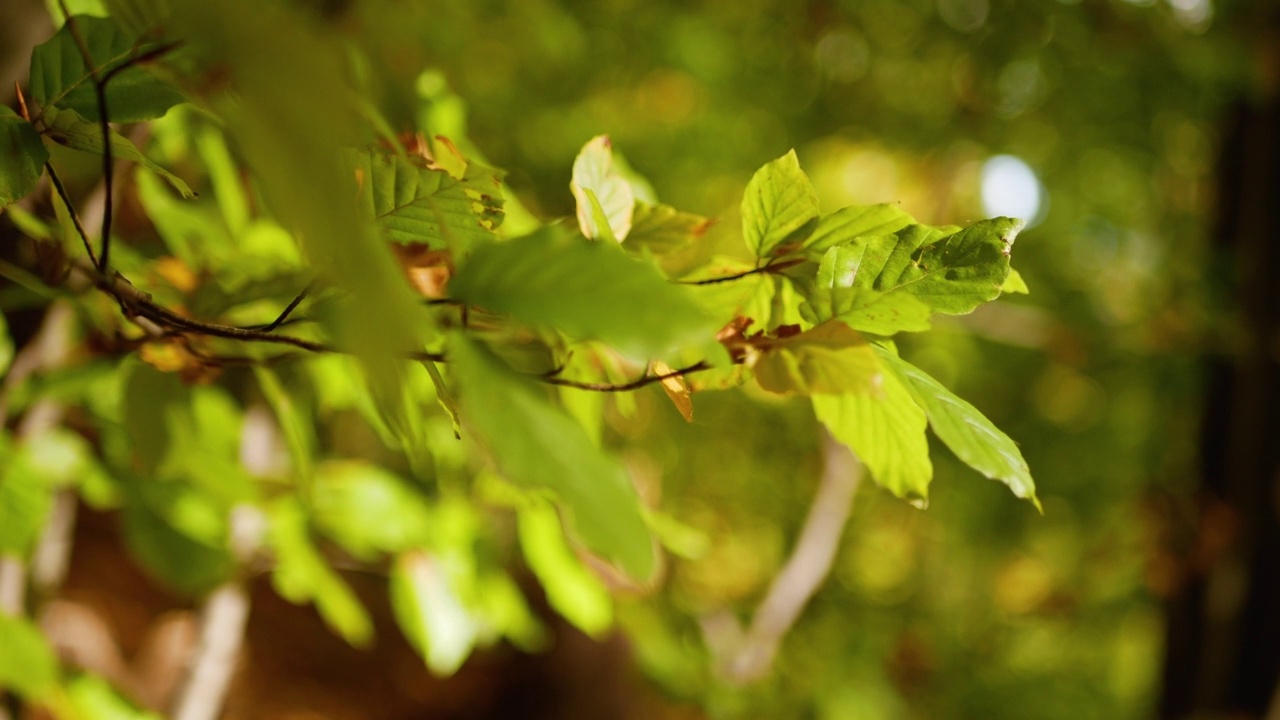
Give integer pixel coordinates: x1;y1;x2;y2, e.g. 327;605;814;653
703;429;863;684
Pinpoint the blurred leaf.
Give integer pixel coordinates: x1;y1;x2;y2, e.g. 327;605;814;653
103;0;172;40
801;203;914;258
0;440;53;556
741;149;819;257
28;14;183;122
346;147;500;251
311;461;432;560
0;614;59;700
268;498;374;647
753;321;882;396
171;0;430;455
121;479;233;595
571;135;633;241
518;499;613;637
877;347;1038;506
0;108;48;210
65;674;164;720
121;361;184;475
390;550;480;676
450;225;721;361
813;369;932;501
451;335;655;579
42;106;194;198
253;368;314;479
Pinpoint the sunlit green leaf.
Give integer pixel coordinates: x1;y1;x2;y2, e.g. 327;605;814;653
29;14;183;123
741;149;819;257
0;614;59;700
626;201;713;257
753;321;882;396
42;106;194;198
876;347;1038;506
390;550;480;676
813;369;932;501
345;147;501;251
268;498;374;647
518;499;613;637
571;135;633;241
801;203;914;258
450;226;721;362
0;108;48;210
451;336;655;579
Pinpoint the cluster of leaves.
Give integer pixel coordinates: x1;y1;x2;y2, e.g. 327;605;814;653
0;2;1034;715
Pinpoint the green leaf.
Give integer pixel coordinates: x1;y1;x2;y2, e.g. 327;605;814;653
42;106;195;198
122;361;183;475
841;218;1022;315
345;147;501;251
390;550;480;676
753;321;882;396
451;336;655;579
800;203;914;258
450;226;721;362
1002;268;1030;294
626;201;712;257
268;498;374;647
311;461;432;560
29;14;183;123
571;135;634;241
741;149;819;257
0;614;59;700
803;244;933;333
876;348;1038;506
813;370;932;502
803;287;932;335
0;108;49;210
518;499;613;637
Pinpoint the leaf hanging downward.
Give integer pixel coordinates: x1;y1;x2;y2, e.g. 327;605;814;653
42;105;194;197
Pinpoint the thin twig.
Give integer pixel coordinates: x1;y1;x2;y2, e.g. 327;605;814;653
242;285;310;331
676;257;806;285
540;360;713;392
54;5;115;272
46;163;99;267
